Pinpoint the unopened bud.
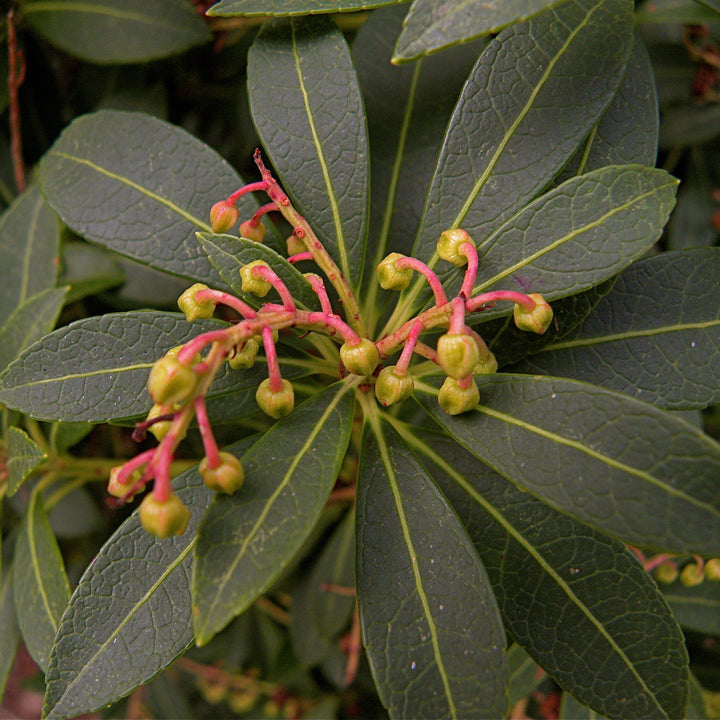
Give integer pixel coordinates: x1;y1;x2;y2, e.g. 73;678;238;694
200;452;244;494
256;378;295;419
148;355;197;405
240;260;272;297
340;338;379;377
513;293;553;334
654;562;679;585
286;234;306;255
438;376;479;415
437;229;473;266
107;465;142;499
239;219;267;243
145;403;176;441
178;283;215;322
704;558;720;581
210;201;239;233
680;562;704;587
437;332;480;380
375;366;414;406
228;336;261;370
139;492;191;538
376;253;413;290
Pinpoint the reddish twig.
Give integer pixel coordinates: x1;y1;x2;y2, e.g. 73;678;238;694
7;7;25;193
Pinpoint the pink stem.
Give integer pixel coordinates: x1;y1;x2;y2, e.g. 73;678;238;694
195;395;221;469
413;341;439;364
194;288;257;319
457;375;474;390
643;554;675;572
305;274;333;314
177;329;231;364
262;325;284;392
250;202;278;225
459;242;479;298
466;290;537;313
395;319;425;374
227;181;268;206
448;296;467;335
152;443;173;502
253;266;296;312
115;449;156;485
288;251;314;264
395;256;448;306
300;311;360;345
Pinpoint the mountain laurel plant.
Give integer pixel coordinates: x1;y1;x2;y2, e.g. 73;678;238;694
1;1;720;719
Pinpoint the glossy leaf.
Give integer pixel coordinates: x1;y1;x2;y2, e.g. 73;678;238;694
555;35;659;183
39;110;253;288
0;288;68;372
405;428;688;719
418;374;720;555
410;0;634;269
41;439;257;720
13;491;71;671
193;381;356;645
208;0;404;15
248;18;369;289
0;569;19;700
21;0;211;64
197;232;320;310
394;0;563;62
290;508;356;668
0;311;261;422
352;6;484;318
514;249;720;409
357;420;507;719
0;185;60;314
469;165;677;303
661;576;720;636
6;426;46;497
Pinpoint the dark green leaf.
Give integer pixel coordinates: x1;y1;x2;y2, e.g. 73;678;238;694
0;568;20;700
661;576;720;636
352;6;484;319
290;508;355;668
409;0;634;270
469;165;677;304
513;249;720;409
13;491;71;671
393;0;563;62
507;645;540;707
0;288;68;372
41;439;259;720
49;422;95;454
560;691;611;720
197;232;319;310
39;110;254;287
0;185;60;314
554;34;659;184
637;0;719;21
6;426;46;497
208;0;404;15
58;242;125;304
687;672;711;720
659;103;720;149
357;420;507;719
248;18;369;289
193;381;356;645
418;374;720;555
21;0;211;64
405;428;688;719
0;311;267;422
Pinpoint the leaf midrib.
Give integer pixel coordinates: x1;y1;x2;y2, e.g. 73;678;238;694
393;420;667;718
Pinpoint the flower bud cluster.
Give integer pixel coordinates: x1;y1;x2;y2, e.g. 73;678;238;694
108;155;553;535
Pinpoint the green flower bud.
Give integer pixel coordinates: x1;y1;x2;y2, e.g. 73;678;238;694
704;558;720;581
256;378;295;419
375;366;414;406
178;283;215;322
287;234;306;255
437;332;480;380
239;219;267;243
654;562;679;585
680;562;704;587
228;336;261;370
145;403;176;441
473;350;498;375
139;491;191;538
437;228;473;266
107;465;142;499
200;452;244;494
513;293;553;335
240;260;272;297
340;338;379;376
376;253;413;290
210;201;238;233
148;355;197;405
438;376;479;415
